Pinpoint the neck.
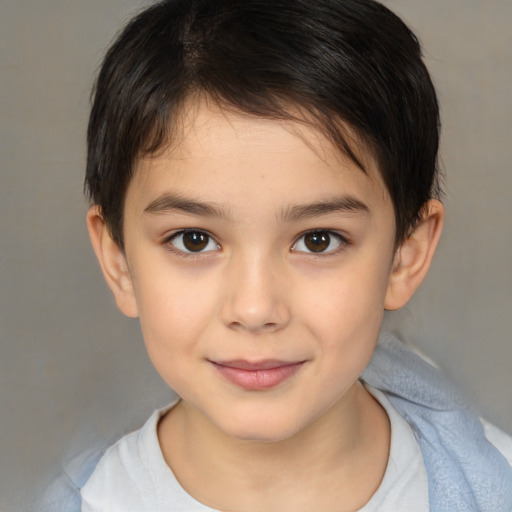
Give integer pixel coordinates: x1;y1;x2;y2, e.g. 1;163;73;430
158;382;390;512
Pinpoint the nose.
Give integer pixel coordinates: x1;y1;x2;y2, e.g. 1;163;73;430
220;252;291;334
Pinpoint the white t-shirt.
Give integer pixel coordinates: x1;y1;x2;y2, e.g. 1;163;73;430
81;387;430;512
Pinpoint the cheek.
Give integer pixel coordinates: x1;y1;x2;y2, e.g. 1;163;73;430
306;262;390;332
132;263;219;367
301;259;391;369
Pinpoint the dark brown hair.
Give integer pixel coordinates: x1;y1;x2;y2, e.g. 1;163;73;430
85;0;441;247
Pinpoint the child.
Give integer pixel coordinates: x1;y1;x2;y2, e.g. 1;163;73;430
76;0;512;510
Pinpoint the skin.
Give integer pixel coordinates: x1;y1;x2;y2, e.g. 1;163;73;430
88;100;444;511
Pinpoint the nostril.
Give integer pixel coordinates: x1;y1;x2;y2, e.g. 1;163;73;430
227;320;281;333
228;321;242;330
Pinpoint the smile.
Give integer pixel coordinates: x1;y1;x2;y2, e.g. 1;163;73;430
210;360;306;391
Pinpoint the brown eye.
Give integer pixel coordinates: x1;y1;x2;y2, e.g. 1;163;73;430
183;231;208;251
293;231;345;254
169;230;219;253
304;232;330;252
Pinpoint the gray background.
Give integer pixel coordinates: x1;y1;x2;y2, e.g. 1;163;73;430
1;1;511;510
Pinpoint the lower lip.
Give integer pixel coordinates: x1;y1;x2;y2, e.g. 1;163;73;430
212;362;304;391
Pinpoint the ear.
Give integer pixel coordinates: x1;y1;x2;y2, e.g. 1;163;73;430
385;199;444;310
86;205;139;318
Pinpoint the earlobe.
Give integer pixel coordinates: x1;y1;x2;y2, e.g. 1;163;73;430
385;199;444;310
86;206;139;318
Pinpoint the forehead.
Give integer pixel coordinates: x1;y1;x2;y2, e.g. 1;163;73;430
128;100;391;215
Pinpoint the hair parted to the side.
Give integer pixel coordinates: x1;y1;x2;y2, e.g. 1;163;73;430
85;0;441;248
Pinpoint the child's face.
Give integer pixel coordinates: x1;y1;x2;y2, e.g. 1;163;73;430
120;101;398;442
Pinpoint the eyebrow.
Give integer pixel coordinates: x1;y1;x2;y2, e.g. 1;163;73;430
143;192;369;221
143;193;231;219
279;196;370;222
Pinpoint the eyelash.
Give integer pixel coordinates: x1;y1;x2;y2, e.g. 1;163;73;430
164;229;349;257
292;230;349;256
165;229;221;258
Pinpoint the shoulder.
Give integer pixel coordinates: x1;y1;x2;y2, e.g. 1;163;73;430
361;386;430;511
80;405;178;512
80;420;154;511
481;419;512;467
364;332;512;509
